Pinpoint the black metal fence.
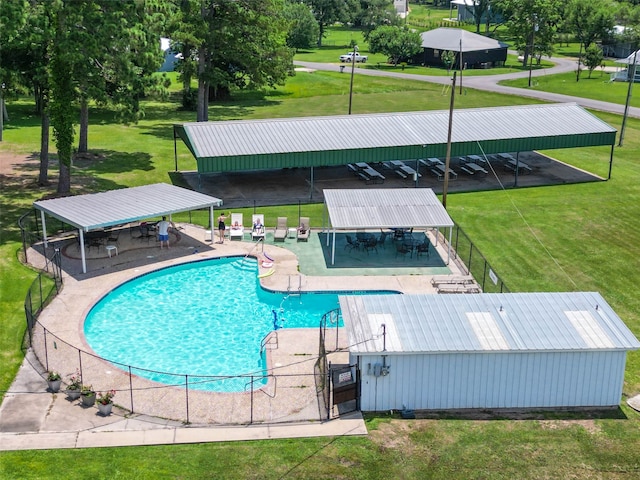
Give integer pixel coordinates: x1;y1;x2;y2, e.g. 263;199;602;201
28;320;326;425
23;249;63;346
445;224;510;293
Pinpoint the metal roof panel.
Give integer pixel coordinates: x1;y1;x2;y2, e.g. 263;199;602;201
341;292;640;354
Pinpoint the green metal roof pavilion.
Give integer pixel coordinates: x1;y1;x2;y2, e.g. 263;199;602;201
173;103;617;180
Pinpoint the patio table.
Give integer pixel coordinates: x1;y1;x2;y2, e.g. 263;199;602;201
467;154;486;165
419;158;443;168
463;162;488;174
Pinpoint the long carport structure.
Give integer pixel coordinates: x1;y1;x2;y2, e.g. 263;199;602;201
173;103;618;187
323;188;455;265
33;183;223;273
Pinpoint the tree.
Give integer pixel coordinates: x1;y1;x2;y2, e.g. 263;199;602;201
303;0;354;47
75;1;167;153
583;44;604;78
367;25;422;66
49;0;81;195
442;50;456;72
170;0;294;122
567;0;615;81
0;0;28;140
354;0;400;41
283;1;319;50
465;0;493;34
498;0;561;68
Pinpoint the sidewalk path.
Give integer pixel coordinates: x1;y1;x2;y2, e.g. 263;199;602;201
295;57;640;119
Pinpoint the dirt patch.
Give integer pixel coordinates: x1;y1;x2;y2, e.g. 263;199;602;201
539;419;601;434
368;419;419;454
0;151;40;176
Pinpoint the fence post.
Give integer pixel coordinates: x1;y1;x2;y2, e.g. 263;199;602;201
78;350;83;384
128;366;135;413
482;261;488;291
43;329;49;372
185;375;190;424
250;375;254;425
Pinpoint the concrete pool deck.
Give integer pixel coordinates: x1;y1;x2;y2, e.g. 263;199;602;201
0;223;469;450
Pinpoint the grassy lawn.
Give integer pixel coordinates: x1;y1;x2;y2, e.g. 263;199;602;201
2;65;640;477
500;70;639;107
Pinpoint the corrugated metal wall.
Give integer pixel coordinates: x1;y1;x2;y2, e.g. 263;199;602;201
194;131;616;174
356;351;627;411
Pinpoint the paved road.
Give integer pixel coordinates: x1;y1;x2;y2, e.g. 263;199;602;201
295;57;640;119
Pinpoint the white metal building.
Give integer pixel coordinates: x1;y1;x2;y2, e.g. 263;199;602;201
339;292;640;412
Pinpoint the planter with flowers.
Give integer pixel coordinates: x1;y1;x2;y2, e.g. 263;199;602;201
80;384;96;407
96;390;116;416
46;371;62;393
65;372;82;400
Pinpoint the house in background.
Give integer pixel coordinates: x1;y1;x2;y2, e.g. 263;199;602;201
394;0;408;18
159;37;180;73
611;50;640;83
415;27;508;69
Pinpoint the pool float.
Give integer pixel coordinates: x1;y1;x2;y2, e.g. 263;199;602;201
263;252;275;262
257;267;275;278
261;261;273;268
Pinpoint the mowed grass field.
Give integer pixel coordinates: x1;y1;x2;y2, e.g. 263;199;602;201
2;65;640;478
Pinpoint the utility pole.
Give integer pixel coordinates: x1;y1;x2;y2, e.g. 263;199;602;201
620;48;638;147
348;45;358;115
443;72;457;209
528;18;538;88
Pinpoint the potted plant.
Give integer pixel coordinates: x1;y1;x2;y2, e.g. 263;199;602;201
80;384;96;407
46;371;62;393
96;390;116;416
65;371;82;400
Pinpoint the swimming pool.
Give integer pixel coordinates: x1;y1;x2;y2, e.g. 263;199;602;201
84;257;396;392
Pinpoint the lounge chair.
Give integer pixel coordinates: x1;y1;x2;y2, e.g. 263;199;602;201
297;217;310;242
251;214;265;241
274;217;287;242
229;213;244;240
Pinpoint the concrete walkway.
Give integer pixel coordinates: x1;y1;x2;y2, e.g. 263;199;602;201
0;350;367;451
0;224;467;450
295;57;640;119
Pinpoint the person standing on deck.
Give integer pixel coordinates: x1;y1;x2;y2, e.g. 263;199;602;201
217;212;228;244
158;216;177;249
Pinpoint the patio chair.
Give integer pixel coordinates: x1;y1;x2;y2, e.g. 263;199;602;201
297;217;310;242
251;214;265;241
229;213;244;240
377;231;389;249
395;243;411;260
416;241;430;259
274;217;287;242
344;235;360;252
363;236;378;254
106;229;120;247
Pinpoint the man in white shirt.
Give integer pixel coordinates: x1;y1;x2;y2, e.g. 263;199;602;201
158;216;177;249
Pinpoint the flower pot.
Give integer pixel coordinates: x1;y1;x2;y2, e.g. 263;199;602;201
66;388;81;400
97;402;113;416
81;392;96;407
47;379;62;393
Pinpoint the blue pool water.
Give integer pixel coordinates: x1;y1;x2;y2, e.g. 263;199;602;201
84;257;395;392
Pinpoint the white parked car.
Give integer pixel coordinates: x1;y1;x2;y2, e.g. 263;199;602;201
339;52;368;63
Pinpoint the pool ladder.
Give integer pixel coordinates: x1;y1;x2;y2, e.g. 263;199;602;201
242;237;264;263
260;331;278;353
287;275;302;296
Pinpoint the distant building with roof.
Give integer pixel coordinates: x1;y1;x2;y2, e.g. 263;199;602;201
416;27;508;69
